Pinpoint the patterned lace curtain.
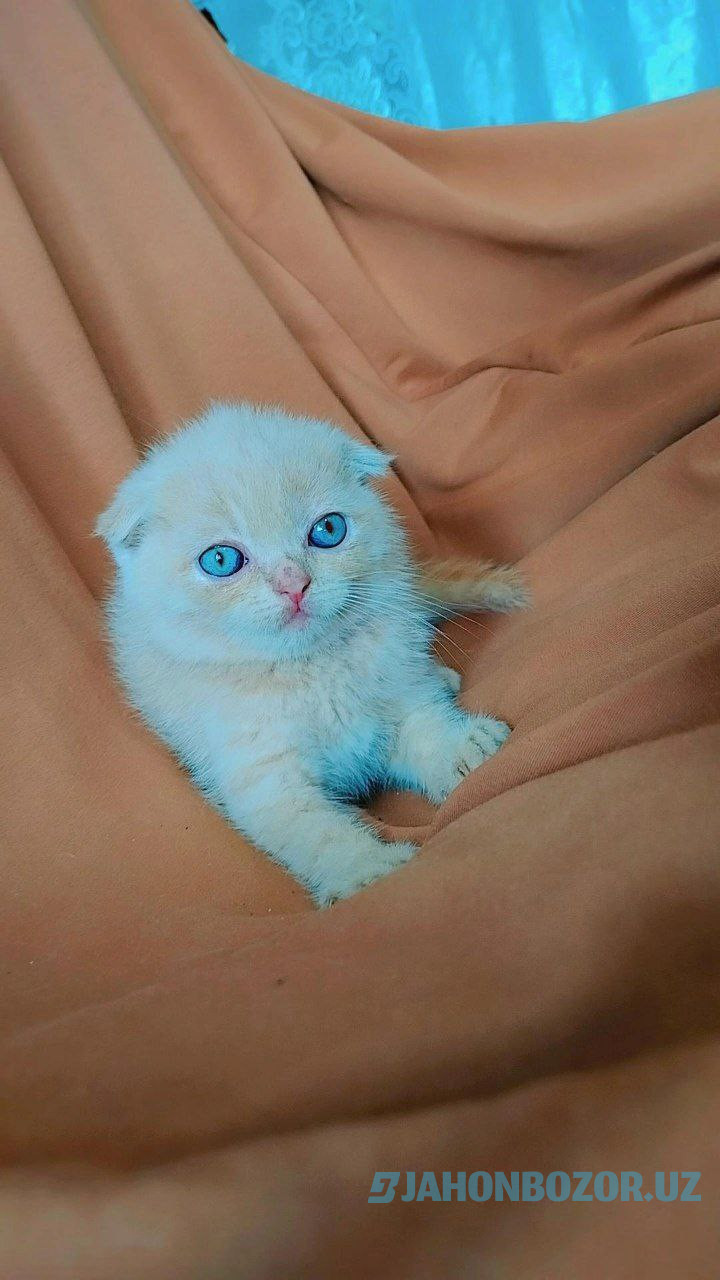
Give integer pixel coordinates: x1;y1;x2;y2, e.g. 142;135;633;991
193;0;720;128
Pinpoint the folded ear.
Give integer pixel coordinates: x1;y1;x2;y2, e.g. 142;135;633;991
344;436;394;480
95;466;152;561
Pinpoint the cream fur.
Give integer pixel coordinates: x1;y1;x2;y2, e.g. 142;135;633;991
97;402;519;905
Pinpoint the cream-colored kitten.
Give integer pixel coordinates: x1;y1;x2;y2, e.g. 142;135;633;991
97;403;525;905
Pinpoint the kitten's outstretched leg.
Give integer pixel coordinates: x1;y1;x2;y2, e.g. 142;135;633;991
420;557;528;615
388;686;510;804
222;759;416;906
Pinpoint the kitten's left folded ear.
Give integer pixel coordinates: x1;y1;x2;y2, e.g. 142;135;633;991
344;436;394;480
95;465;152;561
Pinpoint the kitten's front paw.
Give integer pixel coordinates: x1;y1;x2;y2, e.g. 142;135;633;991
420;714;511;803
313;839;418;907
455;714;510;776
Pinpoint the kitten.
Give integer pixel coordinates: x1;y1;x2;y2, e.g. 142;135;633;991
97;402;525;905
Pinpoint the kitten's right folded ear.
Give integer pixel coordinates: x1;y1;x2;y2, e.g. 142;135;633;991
95;466;150;561
343;436;394;481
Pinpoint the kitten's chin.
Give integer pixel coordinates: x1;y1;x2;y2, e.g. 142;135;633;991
272;606;346;659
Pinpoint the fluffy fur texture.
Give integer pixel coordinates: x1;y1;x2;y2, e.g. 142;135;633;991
97;403;526;904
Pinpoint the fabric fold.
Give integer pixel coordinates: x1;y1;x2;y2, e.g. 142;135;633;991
1;0;719;1273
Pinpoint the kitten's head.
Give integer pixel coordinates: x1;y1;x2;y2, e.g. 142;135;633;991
97;402;407;663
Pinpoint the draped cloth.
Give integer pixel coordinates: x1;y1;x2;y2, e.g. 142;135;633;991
1;1;719;1274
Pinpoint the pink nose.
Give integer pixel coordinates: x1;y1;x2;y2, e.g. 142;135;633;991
270;562;311;609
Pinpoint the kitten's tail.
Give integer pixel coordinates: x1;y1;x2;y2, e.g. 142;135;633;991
418;556;529;616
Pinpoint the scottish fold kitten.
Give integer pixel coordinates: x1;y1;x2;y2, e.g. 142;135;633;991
97;403;525;904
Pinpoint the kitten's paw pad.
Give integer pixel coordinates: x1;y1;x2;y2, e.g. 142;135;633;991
314;840;418;907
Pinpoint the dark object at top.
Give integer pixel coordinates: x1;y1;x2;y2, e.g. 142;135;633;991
199;7;228;44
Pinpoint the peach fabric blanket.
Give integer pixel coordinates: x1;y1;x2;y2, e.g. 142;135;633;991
1;0;719;1274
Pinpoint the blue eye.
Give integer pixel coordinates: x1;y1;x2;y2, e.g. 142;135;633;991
198;544;245;577
308;513;347;548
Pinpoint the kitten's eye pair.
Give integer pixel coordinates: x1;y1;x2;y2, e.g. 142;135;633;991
198;513;347;578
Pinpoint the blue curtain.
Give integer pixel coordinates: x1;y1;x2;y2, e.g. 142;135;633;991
193;0;720;128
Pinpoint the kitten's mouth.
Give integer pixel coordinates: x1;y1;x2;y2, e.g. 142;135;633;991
283;603;310;627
